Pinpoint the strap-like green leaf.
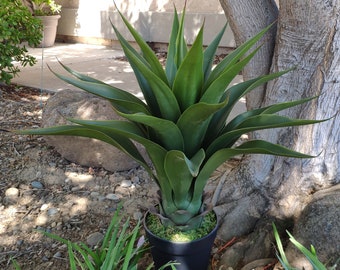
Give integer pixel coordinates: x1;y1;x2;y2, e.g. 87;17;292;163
114;30;181;121
206;114;325;157
177;101;226;157
110;22;161;115
46;119;173;204
172;24;204;111
49;68;150;115
164;150;194;209
225;96;317;132
165;6;180;87
15;124;150;172
175;5;188;68
287;231;327;270
114;6;168;84
118;112;184;151
192;140;316;204
201;47;260;102
203;23;227;81
205;23;274;88
205;69;291;143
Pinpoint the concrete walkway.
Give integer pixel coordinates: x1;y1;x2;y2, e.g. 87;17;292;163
13;43;245;115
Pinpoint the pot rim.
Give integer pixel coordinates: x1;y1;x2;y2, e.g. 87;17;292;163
143;209;219;244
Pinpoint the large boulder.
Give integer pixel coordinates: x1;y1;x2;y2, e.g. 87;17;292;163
285;184;340;269
42;89;146;172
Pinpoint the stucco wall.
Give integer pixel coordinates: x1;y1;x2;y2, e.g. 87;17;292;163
56;0;235;48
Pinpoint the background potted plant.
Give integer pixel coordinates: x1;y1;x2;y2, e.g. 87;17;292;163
15;4;326;270
23;0;61;47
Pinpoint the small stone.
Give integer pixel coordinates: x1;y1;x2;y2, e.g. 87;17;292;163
120;179;132;188
40;204;49;211
53;251;62;258
31;181;44;189
132;176;140;184
47;208;59;216
71;186;81;192
86;232;104;246
5;187;19;200
133;211;143;220
105;193;121;202
90;191;100;198
97;196;106;202
16;239;24;246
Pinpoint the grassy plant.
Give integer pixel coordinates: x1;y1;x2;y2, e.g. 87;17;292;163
272;223;338;270
39;204;149;270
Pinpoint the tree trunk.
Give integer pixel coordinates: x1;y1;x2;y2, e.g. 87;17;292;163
217;0;340;268
219;0;278;110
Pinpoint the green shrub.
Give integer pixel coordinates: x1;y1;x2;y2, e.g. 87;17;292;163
0;0;42;84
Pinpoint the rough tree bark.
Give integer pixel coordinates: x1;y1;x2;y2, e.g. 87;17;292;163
217;0;340;268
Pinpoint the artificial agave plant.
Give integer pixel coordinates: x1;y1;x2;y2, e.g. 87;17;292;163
17;6;323;231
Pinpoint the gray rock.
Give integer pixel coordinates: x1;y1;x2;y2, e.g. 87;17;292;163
90;191;100;198
285;184;340;269
105;193;121;202
47;207;59;216
42;89;147;172
86;232;104;246
120;179;132;188
31;181;44;189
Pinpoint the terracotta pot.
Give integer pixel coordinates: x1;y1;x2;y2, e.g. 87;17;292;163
36;15;61;47
144;211;218;270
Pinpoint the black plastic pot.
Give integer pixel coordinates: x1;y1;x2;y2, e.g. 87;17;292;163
143;211;218;270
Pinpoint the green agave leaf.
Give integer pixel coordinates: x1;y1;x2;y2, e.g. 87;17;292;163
49;68;150;115
15;124;150;172
56;59;108;85
165;5;180;87
205;69;291;143
177;101;227;157
203;23;227;81
54;119;174;205
206;114;325;157
201;46;260;103
118;112;184;151
205;23;274;88
172;23;204;111
225;96;318;132
164;149;205;210
175;4;188;68
192;140;316;204
164;150;195;209
115;30;181;121
114;5;167;83
110;22;161;116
